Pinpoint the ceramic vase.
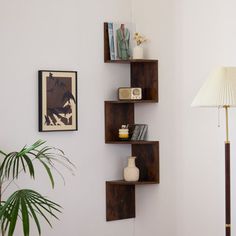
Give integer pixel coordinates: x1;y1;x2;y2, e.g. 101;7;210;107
133;45;143;59
124;156;139;181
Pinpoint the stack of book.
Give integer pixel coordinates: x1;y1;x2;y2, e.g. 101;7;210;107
130;124;148;141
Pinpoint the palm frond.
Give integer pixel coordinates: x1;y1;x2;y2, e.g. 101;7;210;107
0;140;75;236
0;140;75;188
0;189;62;236
0;151;7;156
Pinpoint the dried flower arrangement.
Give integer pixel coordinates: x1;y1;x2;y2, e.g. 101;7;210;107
133;32;147;46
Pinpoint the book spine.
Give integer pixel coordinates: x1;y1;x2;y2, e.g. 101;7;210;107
108;23;115;60
113;23;118;60
131;125;140;140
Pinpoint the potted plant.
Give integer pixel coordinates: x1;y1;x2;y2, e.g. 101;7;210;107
0;140;74;236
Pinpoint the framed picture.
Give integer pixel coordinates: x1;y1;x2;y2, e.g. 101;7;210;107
38;70;78;132
106;22;135;60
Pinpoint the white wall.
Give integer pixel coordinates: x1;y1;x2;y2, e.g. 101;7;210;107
132;0;236;236
2;0;236;236
0;0;135;235
132;1;179;235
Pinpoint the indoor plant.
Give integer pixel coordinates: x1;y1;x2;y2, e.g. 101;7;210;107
0;140;74;236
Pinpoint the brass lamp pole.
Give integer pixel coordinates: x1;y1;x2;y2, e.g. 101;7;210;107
192;67;236;236
224;105;231;236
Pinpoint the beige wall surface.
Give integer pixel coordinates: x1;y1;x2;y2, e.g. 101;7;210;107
132;0;236;236
0;0;133;235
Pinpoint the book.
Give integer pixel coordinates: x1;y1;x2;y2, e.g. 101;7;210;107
108;22;136;60
137;124;145;140
108;23;115;60
130;124;148;141
140;125;148;140
131;125;141;140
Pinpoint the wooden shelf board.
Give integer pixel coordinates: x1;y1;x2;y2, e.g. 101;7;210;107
107;180;159;185
105;100;158;104
105;59;158;64
105;140;158;144
106;182;135;221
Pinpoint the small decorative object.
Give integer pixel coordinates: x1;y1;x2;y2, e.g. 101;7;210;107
124;156;140;182
119;124;129;140
38;70;78;132
133;32;147;59
118;87;142;100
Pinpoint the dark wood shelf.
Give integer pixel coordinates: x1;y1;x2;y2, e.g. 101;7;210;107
104;23;158;64
132;142;159;182
105;140;158;144
107;180;159;185
131;61;158;101
104;22;159;221
106;183;135;221
106;141;159;221
105;100;158;104
105;102;134;143
104;23;158;104
104;59;158;64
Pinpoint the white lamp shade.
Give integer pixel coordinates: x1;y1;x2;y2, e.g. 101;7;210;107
192;67;236;107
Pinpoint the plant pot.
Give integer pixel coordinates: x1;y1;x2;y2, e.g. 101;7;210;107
133;45;144;59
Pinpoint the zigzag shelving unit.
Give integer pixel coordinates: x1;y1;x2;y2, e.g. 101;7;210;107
104;22;160;221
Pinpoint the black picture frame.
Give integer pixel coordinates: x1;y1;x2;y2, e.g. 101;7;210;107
38;70;78;132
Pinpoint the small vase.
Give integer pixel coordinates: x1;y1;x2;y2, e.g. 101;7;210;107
133;45;143;59
124;156;139;181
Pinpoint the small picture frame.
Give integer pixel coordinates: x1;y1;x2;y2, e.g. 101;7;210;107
38;70;78;132
105;22;135;61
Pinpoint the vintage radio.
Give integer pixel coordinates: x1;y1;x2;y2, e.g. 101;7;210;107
118;87;142;100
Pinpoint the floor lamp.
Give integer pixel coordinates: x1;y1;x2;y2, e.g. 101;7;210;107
192;67;236;236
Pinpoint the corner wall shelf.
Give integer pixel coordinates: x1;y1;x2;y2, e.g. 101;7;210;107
104;22;160;221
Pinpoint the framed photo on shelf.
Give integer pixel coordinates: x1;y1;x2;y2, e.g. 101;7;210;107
106;22;135;61
129;124;148;141
38;70;78;132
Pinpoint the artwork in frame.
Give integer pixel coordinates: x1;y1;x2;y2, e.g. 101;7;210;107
107;22;135;60
38;70;78;132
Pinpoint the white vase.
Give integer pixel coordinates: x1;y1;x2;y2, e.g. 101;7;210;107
133;45;143;59
124;156;139;181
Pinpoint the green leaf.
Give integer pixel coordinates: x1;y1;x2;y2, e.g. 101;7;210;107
25;198;41;235
22;155;35;178
0;140;75;186
8;195;20;236
0;189;62;236
0;150;6;156
0;140;75;236
21;197;30;236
